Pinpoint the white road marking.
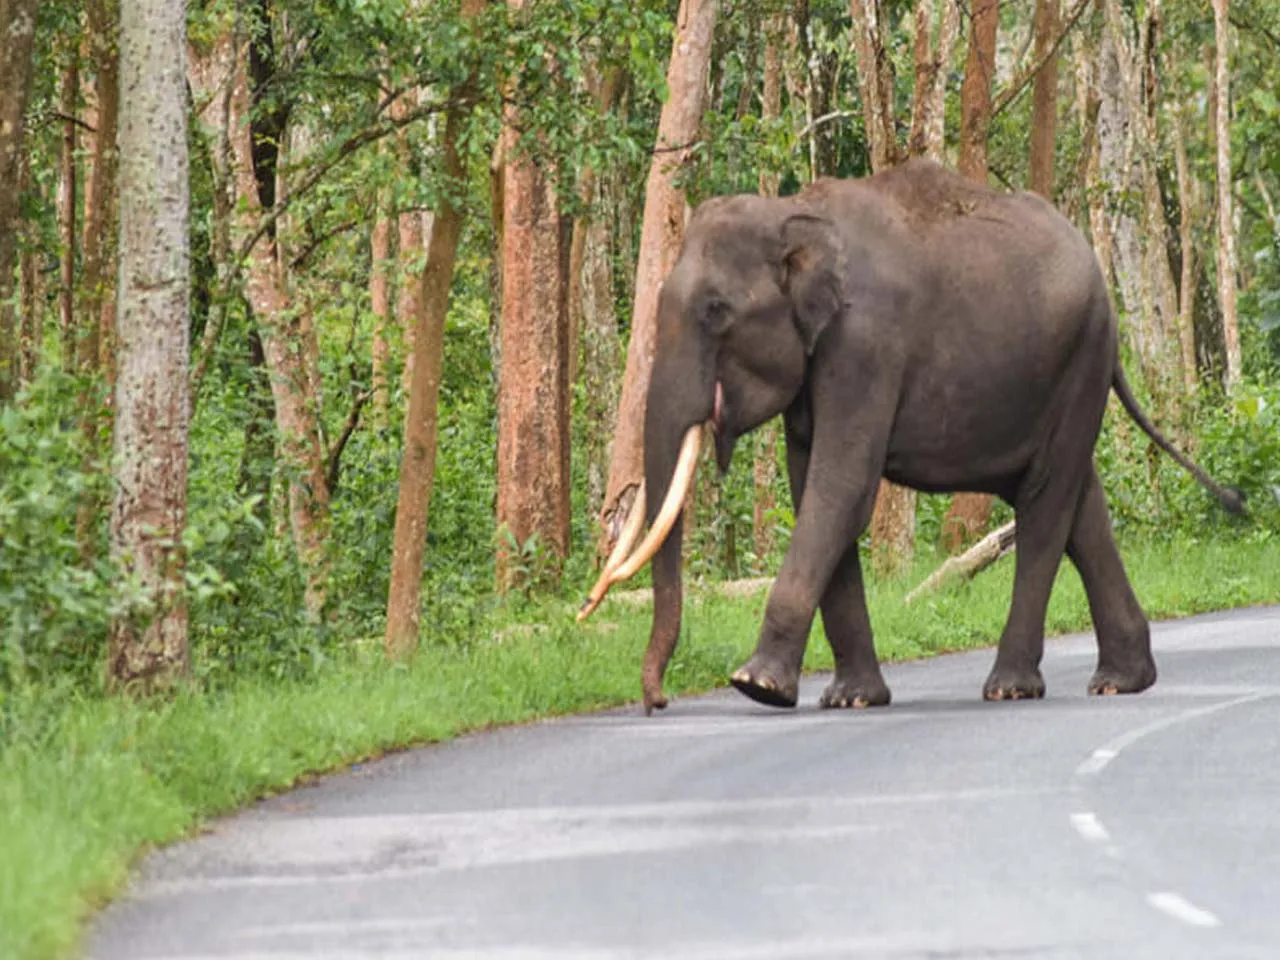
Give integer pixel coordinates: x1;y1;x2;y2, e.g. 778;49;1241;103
1068;812;1110;843
1146;891;1222;928
1075;748;1117;776
1074;694;1267;777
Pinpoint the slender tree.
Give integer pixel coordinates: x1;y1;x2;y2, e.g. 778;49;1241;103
907;0;959;160
57;49;80;373
369;191;393;421
384;0;486;659
393;91;426;393
941;0;1001;553
599;0;719;557
850;0;917;577
1028;0;1060;198
753;15;784;567
225;14;333;617
957;0;999;180
1211;0;1240;388
108;0;191;689
1171;108;1200;393
81;0;120;377
571;64;623;532
0;0;40;403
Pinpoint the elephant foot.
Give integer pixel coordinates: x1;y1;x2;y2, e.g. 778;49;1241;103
819;674;891;710
1088;659;1156;696
729;655;799;709
982;665;1046;702
642;668;669;716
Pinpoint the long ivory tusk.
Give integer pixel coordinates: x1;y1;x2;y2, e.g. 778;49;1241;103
608;423;702;582
576;483;647;622
575;423;703;621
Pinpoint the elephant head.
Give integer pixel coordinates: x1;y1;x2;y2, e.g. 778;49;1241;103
579;193;847;712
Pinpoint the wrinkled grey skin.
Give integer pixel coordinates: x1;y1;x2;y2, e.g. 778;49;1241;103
638;159;1242;714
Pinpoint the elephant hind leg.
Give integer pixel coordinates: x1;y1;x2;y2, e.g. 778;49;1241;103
1066;465;1155;695
984;354;1109;701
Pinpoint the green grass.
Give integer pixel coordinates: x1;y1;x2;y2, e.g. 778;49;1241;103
1;533;1278;960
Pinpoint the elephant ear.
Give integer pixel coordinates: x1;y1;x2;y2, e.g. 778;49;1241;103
780;213;844;355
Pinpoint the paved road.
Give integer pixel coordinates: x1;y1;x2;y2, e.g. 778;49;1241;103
89;607;1280;960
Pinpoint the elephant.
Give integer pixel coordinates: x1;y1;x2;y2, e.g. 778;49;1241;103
579;159;1243;715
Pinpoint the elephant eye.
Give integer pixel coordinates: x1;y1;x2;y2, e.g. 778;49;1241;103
701;295;733;336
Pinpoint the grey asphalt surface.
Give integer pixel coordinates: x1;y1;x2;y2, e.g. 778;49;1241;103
88;606;1280;960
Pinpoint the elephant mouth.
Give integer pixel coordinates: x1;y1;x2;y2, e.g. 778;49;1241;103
710;380;736;473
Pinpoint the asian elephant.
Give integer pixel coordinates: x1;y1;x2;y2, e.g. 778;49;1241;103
580;159;1243;714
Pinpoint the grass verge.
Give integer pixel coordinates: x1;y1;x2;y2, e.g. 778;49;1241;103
1;533;1277;959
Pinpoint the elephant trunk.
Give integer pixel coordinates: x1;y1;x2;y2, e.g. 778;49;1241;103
637;412;699;714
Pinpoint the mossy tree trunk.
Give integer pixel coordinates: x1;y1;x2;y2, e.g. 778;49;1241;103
108;0;191;690
0;0;39;404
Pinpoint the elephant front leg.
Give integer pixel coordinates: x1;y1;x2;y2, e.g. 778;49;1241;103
817;544;890;709
732;466;881;709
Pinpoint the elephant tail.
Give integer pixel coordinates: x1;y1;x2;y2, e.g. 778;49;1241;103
1111;366;1246;515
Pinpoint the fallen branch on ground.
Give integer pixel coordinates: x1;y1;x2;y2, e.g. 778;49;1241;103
905;520;1017;604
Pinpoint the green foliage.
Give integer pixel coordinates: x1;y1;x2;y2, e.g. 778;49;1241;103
0;373;111;688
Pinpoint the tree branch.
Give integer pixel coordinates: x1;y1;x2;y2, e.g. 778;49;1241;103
234;93;447;268
905;520;1016;604
290;217;360;270
992;0;1093;119
325;388;372;496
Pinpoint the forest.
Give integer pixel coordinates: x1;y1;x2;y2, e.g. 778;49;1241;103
1;0;1279;954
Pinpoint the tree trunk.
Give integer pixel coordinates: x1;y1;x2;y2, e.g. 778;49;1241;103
1028;0;1060;198
573;66;623;535
943;0;1001;551
1077;25;1111;284
108;0;191;690
227;25;331;618
80;0;120;377
237;327;276;538
850;0;901;172
58;51;80;374
1096;0;1178;402
76;0;122;560
600;0;718;556
1171;109;1199;396
929;0;960;158
187;29;236;412
394;92;426;394
1211;0;1240;389
908;0;937;157
907;0;959;161
580;170;621;534
18;216;41;387
0;0;39;404
369;191;393;422
957;0;999;181
753;18;784;567
851;0;916;575
383;0;485;659
495;26;571;593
